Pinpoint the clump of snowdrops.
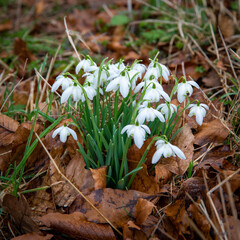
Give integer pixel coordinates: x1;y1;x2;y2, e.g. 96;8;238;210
51;55;208;189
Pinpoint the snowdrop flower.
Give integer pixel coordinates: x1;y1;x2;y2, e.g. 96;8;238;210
136;104;165;124
75;59;98;74
79;84;98;102
106;74;130;98
127;69;141;89
51;75;73;92
143;84;170;102
145;61;170;81
157;103;177;119
188;103;209;125
132;63;146;79
61;84;83;103
176;80;200;103
107;62;125;81
121;123;151;149
152;139;186;164
52;125;77;143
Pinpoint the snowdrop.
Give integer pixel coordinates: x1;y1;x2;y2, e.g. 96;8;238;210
136;104;165;124
121;123;151;149
106;74;130;98
157;103;177;119
61;84;83;104
52;125;77;143
79;84;98;102
51;75;73;92
132;62;146;79
188;103;209;125
143;85;170;102
176;80;200;103
76;59;98;74
145;61;170;81
107;62;125;81
152;139;186;164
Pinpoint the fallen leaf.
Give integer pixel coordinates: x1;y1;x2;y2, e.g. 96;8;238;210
11;233;53;240
219;14;235;38
70;188;156;227
194;119;230;145
35;1;45;17
130;163;159;194
1;194;39;233
41;212;116;240
188;199;211;238
202;70;221;87
90;166;108;190
136;198;155;226
0;115;20;173
155;163;172;185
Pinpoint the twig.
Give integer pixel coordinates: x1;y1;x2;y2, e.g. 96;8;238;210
64;17;81;61
35;133;122;236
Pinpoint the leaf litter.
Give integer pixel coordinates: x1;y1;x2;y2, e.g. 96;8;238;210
0;1;239;239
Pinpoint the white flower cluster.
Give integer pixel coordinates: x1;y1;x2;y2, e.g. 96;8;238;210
51;57;209;164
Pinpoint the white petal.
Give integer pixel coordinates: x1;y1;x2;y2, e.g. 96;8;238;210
170;145;186;159
52;126;64;138
68;128;78;140
106;79;118;92
188;81;200;89
200;103;209;110
51;81;62;92
59;128;68;143
61;87;73;104
155;110;165;122
195;111;203;125
141;125;151;134
121;125;131;134
163;144;173;158
119;78;130;98
152;147;164;164
76;62;83;74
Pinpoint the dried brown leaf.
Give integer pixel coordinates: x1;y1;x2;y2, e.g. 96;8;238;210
136;198;155;226
194;119;230;145
11;233;53;240
41;212;116;240
155;163;172;185
130;163;159;194
90;166;107;190
70;188;155;227
2;194;39;233
0;20;12;32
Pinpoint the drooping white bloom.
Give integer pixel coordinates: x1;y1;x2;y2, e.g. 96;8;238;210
79;84;98;102
52;125;77;143
127;69;141;89
176;80;200;103
61;85;83;103
75;59;98;74
51;75;73;92
136;104;165;124
107;62;125;81
143;87;170;102
121;124;151;149
134;79;165;94
132;63;146;79
152;140;186;164
187;103;209;125
106;75;130;98
157;103;177;119
145;61;170;81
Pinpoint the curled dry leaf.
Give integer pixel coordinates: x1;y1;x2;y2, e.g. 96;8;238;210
0;115;20;172
70;188;156;227
90;166;108;190
11;232;53;240
1;194;39;234
194;119;230;146
136;198;155;226
40;212;116;240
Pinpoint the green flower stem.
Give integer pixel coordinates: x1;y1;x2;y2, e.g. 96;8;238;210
119;137;131;181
